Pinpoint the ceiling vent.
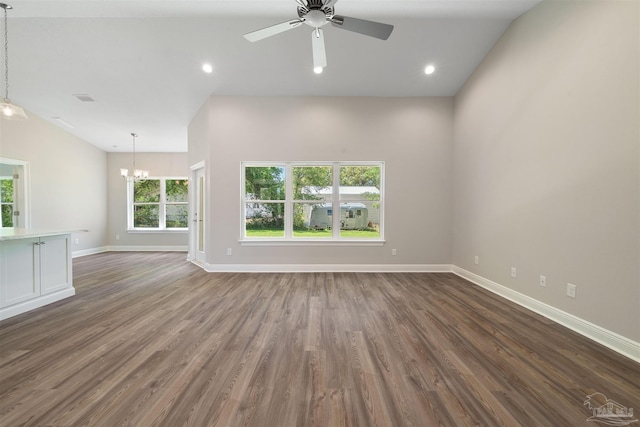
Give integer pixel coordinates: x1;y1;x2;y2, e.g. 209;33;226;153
73;94;95;102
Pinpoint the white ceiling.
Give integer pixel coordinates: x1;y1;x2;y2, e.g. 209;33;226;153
4;0;541;152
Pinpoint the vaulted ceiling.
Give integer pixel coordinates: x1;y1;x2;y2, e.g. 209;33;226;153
3;0;540;152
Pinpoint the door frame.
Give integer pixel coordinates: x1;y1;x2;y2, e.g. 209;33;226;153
189;161;206;265
0;157;30;229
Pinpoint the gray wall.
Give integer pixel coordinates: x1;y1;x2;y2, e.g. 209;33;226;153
452;0;639;341
0;113;190;252
0;111;108;251
189;96;454;266
107;152;190;248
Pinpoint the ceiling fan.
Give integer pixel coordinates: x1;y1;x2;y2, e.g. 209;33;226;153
243;0;394;73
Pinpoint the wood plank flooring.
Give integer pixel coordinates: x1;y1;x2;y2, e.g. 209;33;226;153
0;252;638;426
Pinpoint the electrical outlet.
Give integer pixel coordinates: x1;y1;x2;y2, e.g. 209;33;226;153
226;248;232;256
511;267;517;278
539;275;546;287
567;283;577;298
73;238;80;245
474;256;479;265
392;249;397;256
116;234;120;240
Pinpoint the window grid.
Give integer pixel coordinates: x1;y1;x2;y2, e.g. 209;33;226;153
242;162;383;242
127;177;188;231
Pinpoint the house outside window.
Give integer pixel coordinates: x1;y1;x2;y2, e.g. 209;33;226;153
127;177;188;230
242;162;383;242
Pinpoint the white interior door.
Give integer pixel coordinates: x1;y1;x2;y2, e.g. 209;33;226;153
194;167;206;265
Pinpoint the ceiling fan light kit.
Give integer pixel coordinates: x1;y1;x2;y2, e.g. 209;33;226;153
243;0;393;72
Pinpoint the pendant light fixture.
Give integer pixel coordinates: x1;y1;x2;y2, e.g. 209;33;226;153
0;3;27;120
120;133;149;181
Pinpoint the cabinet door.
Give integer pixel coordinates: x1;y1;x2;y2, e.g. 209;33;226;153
40;235;72;295
0;238;39;307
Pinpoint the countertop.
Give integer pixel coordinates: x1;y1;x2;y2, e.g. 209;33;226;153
0;228;88;241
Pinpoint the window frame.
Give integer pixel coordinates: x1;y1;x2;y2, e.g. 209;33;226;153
126;176;189;232
241;161;384;245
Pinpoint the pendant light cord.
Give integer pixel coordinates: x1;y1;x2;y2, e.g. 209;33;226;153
132;133;138;172
3;4;9;101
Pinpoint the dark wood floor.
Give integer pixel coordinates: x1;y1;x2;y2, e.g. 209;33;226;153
0;252;638;426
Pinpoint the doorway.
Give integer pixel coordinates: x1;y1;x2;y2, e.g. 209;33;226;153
0;157;29;228
190;163;205;265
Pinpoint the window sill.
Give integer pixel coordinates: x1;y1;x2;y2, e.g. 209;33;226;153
240;239;385;247
127;229;188;234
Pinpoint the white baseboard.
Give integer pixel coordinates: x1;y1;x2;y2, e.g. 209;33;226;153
72;247;109;258
200;263;453;273
452;266;640;363
0;288;75;321
73;246;187;258
104;245;188;252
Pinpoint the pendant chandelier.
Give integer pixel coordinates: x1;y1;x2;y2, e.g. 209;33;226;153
0;3;27;120
120;133;149;181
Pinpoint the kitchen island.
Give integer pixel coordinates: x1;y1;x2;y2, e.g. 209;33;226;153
0;229;79;320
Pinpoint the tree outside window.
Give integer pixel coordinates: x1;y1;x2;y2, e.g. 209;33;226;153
244;166;285;237
165;179;189;228
1;178;13;228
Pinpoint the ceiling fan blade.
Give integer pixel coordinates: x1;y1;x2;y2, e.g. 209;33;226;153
243;19;303;42
330;15;393;40
312;28;327;70
324;0;339;8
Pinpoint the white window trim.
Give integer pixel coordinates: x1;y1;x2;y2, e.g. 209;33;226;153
127;176;189;232
240;161;384;245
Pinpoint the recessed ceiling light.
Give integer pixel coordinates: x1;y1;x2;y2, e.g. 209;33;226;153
202;63;213;73
314;66;323;74
424;65;435;75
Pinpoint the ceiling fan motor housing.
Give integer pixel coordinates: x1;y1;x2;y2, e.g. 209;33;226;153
298;0;334;25
304;0;328;10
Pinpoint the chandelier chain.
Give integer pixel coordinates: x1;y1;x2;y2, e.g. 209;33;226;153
132;133;137;171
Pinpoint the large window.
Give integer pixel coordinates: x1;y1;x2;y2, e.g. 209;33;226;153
242;162;383;241
127;178;188;230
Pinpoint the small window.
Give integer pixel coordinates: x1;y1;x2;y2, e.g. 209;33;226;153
127;177;188;230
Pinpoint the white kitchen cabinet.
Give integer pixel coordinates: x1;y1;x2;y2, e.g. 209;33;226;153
39;234;73;295
0;231;75;320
